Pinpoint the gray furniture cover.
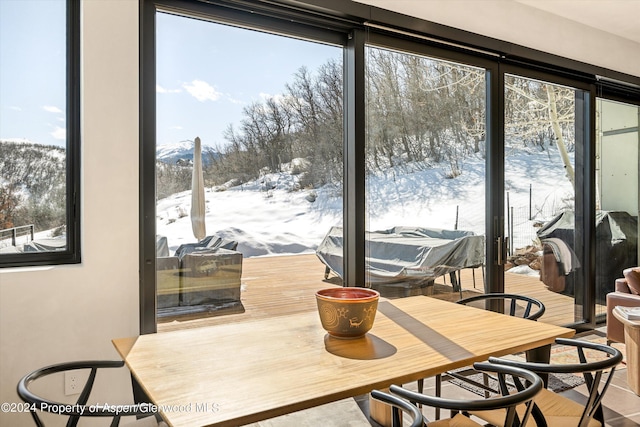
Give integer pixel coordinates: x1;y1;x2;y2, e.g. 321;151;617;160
537;210;638;302
316;226;485;284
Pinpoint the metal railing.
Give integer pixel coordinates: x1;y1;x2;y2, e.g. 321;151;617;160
0;225;35;247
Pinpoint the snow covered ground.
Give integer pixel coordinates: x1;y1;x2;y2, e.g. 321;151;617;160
157;146;574;259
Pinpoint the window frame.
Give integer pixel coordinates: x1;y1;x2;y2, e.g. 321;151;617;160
140;0;640;334
0;0;81;269
140;0;351;333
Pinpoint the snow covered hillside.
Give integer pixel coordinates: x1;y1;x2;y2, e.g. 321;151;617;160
156;146;574;258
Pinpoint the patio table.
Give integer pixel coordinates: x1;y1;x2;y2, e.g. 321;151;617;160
316;226;485;290
113;295;574;427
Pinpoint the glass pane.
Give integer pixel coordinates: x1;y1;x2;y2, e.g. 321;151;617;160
0;0;68;255
595;98;639;318
155;13;343;322
504;75;584;325
364;46;486;299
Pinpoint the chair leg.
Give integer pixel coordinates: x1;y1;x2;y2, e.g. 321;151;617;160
417;375;443;418
416;378;424;410
435;374;442;420
482;373;490;399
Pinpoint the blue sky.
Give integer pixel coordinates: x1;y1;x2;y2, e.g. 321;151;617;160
0;3;341;149
155;12;342;148
0;0;66;147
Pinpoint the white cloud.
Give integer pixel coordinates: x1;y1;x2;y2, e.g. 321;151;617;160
183;80;221;102
51;126;66;140
169;125;183;130
44;105;63;114
10;106;22;111
227;97;244;105
157;84;181;94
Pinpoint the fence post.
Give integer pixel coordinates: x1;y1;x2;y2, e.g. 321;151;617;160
12;229;17;246
529;184;532;220
506;191;510;252
455;205;459;230
510;206;514;256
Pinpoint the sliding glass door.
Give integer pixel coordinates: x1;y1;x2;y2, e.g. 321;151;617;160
503;73;588;325
153;11;344;323
141;1;640;333
364;41;487;300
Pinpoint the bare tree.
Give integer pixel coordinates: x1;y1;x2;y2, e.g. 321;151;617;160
505;76;576;189
0;183;21;229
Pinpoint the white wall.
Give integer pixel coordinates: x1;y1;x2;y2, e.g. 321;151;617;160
598;100;639;213
357;0;640;78
1;1;639;426
0;1;139;425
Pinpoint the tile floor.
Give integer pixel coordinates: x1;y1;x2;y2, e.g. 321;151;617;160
244;330;640;426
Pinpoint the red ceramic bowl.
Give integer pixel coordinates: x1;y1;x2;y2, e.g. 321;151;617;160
315;287;380;339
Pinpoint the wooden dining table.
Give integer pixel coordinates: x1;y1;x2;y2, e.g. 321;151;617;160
113;296;574;427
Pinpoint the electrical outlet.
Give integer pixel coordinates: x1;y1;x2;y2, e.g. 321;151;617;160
64;370;88;396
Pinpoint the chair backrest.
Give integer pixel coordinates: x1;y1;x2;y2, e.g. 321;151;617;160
17;360;158;427
391;362;543;427
370;389;424;427
457;293;546;320
488;338;623;427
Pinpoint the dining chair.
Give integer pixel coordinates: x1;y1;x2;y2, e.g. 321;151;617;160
17;360;167;427
418;293;545;417
453;293;546;321
474;338;623;427
370;389;425;427
394;362;543;427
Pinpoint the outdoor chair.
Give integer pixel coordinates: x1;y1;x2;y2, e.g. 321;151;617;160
475;338;623;427
393;362;543;427
418;293;545;418
370;389;425;427
17;360;167;427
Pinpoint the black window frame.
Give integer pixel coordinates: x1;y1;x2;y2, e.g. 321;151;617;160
140;0;352;333
140;0;640;334
0;0;81;269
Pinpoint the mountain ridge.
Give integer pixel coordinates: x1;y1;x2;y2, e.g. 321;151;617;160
156;140;220;165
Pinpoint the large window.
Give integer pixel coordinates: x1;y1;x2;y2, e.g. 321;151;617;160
152;11;344;321
0;0;80;267
140;0;640;333
503;73;588;325
364;45;487;298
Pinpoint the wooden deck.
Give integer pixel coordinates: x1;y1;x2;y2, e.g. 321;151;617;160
158;253;595;332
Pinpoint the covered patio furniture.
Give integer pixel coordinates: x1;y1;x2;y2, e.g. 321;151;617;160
538;210;637;303
316;226;484;295
156;235;243;314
